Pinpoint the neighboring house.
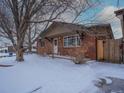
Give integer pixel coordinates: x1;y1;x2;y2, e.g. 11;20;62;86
8;46;15;53
0;47;8;53
114;8;124;37
114;8;124;63
37;21;113;60
0;46;15;53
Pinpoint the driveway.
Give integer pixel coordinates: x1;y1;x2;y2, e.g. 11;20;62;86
96;77;124;93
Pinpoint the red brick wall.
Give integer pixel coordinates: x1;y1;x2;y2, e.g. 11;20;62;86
37;34;97;60
37;39;53;55
58;35;96;59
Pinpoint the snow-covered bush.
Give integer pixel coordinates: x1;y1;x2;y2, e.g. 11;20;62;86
72;53;86;64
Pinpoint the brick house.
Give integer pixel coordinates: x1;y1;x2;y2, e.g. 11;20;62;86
37;21;113;60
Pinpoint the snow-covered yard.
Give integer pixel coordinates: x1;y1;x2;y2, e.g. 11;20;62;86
0;53;16;58
0;54;124;93
0;53;10;57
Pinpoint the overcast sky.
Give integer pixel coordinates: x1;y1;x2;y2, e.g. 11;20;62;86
60;0;124;39
81;0;124;39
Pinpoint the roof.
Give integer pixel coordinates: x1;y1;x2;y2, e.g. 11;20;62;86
40;21;85;38
40;21;114;39
87;24;114;39
114;8;124;16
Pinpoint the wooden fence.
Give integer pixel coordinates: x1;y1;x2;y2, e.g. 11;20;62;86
103;39;122;63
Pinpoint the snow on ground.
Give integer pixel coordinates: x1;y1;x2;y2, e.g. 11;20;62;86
0;53;10;56
87;61;124;79
0;54;124;93
0;53;16;57
0;53;16;65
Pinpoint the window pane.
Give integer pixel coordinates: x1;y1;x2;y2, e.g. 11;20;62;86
68;36;76;46
64;41;68;46
64;37;68;46
64;35;80;47
77;37;80;46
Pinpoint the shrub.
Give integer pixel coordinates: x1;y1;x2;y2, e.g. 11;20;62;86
73;53;87;64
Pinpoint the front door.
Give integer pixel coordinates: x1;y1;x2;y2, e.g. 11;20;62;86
53;38;58;54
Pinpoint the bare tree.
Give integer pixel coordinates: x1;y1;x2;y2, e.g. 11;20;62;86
0;0;99;61
22;0;100;53
24;23;39;52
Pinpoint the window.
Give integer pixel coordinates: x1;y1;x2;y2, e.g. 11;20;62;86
64;38;68;46
64;35;80;47
77;36;80;46
54;40;57;46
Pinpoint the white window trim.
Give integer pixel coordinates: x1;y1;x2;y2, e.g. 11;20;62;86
63;34;81;48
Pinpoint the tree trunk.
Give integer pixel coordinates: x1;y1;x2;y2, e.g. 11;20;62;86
16;49;24;62
28;43;32;53
15;29;26;62
16;48;24;62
